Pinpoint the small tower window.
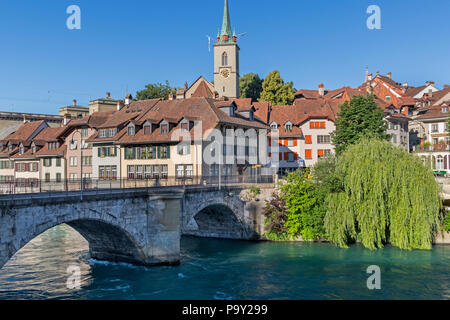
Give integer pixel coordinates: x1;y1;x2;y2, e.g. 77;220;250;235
222;52;228;66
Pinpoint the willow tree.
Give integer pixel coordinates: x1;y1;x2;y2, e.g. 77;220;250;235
325;138;441;250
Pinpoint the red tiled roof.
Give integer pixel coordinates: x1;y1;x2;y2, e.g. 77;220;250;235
191;81;214;98
1;120;47;145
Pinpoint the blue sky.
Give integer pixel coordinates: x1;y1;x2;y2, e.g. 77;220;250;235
0;0;449;114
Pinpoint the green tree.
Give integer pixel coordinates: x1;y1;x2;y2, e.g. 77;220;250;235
136;81;178;100
331;94;389;155
279;170;326;240
239;73;263;101
259;70;296;106
325;138;441;250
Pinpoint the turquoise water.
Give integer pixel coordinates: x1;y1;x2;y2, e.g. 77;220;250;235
0;224;448;300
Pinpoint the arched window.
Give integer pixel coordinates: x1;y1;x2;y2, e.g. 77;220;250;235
222;52;228;66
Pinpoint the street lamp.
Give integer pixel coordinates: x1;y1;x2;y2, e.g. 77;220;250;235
71;129;83;201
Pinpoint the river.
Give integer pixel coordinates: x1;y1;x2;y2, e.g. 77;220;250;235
0;224;448;300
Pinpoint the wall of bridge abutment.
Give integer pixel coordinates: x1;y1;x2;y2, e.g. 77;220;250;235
0;190;184;269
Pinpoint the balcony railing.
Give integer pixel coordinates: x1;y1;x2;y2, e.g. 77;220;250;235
414;144;450;153
0;175;274;196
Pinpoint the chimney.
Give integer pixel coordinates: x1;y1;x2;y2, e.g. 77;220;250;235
387;72;392;79
184;82;188;90
367;73;373;81
116;100;124;111
125;93;132;106
428;88;433;98
23;115;28;123
168;93;175;101
63;113;71;126
430;81;435;87
106;92;111;99
402;82;408;94
318;83;325;97
444;84;450;89
73;99;77;107
426;81;430;86
376;71;380;77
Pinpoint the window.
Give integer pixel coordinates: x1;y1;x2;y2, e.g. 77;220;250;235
392;135;397;144
181;122;189;132
70;173;77;182
433;138;438;145
287;139;294;147
305;149;312;159
270;123;278;130
285;123;293;132
127;126;135;136
287;153;295;162
222;52;228;66
56;173;61;183
176;165;185;178
82;156;92;166
317;135;331;144
161;123;169;134
310;122;326;129
127;166;135;179
431;124;439;133
152;165;160;179
136;165;143;180
70;156;78;167
160;146;170;159
385;96;391;101
437;156;444;170
305;135;312;144
56;158;61;167
43;158;52;167
143;124;151;135
144;165;152;179
318;149;325;158
178;143;190;155
160;165;168;179
324;150;331;157
45;173;50;183
81;128;89;137
442;107;449;113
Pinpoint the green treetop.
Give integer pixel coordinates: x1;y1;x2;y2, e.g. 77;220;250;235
331;94;389;155
240;73;263;101
136;81;178;100
259;70;296;106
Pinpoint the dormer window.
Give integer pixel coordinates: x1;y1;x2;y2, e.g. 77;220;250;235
385;95;391;102
19;146;24;154
442;107;448;113
181;121;189;132
270;122;278;130
143;124;151;135
161;121;169;134
32;146;36;153
127;125;135;136
285;122;293;132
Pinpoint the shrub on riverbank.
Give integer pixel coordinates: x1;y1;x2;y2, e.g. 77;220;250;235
263;170;326;241
325;138;441;250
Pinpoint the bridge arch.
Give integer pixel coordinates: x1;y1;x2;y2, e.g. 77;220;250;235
0;191;183;269
182;188;258;240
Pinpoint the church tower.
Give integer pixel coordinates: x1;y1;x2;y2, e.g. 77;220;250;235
214;0;240;99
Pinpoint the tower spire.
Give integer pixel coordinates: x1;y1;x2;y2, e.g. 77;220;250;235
219;0;234;43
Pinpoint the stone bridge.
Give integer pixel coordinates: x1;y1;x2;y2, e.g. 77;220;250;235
0;185;273;269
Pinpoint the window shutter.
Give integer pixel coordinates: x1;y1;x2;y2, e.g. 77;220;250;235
284;152;288;161
98;148;101;157
305;150;312;159
49;159;52;167
279;153;282;161
294;152;298;160
157;146;161;158
293;139;298;147
114;147;117;157
132;147;136;159
310;122;314;129
268;139;271;147
166;146;170;158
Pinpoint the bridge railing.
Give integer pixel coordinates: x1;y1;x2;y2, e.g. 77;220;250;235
0;175;274;197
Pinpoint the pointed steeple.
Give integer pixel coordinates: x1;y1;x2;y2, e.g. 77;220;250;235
218;0;234;44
